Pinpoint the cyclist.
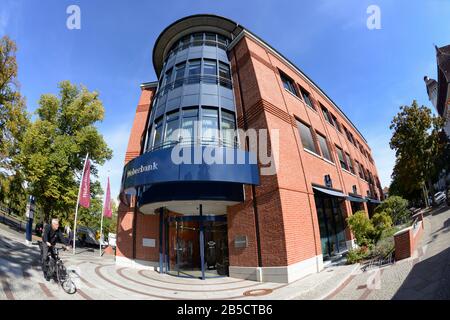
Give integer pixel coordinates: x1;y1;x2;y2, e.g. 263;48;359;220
41;218;69;281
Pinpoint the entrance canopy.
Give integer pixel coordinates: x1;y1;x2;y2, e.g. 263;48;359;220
367;198;382;204
347;195;367;203
312;186;347;198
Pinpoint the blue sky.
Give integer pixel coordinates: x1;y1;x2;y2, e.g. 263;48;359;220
1;0;449;199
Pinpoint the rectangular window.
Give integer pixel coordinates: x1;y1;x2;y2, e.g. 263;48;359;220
180;35;191;50
280;72;298;97
345;153;355;174
317;133;332;162
163;111;180;147
152;117;164;149
163;68;173;93
321;105;332;124
205;33;216;46
355;161;364;179
174;62;186;88
202;107;219;144
192;33;203;46
336;146;348;171
181;108;198;145
297;121;318;154
219;62;232;88
300;87;315;110
221;110;236;147
332;114;342;132
217;34;228;48
187;59;201;84
203;59;217;84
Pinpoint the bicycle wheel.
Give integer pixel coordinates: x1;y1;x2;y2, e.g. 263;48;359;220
62;278;77;294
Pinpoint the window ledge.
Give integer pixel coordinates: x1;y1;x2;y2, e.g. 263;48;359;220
284;89;318;113
342;168;357;177
303;148;336;166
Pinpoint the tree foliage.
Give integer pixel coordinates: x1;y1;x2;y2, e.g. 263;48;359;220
374;196;410;225
0;36;29;212
17;81;112;223
389;100;445;202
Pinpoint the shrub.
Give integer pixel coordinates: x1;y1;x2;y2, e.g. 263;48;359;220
346;247;370;264
371;212;393;242
375;196;410;225
347;211;375;247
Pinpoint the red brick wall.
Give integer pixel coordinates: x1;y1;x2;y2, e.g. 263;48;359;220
394;215;424;260
116;86;156;260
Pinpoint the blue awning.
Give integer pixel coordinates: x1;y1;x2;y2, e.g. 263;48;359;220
313;186;347;198
367;198;382;204
347;195;367;203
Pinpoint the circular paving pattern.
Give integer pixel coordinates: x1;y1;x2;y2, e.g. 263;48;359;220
243;288;274;297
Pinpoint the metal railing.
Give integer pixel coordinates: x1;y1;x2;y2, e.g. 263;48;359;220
148;137;239;153
167;39;228;58
157;75;232;99
0;206;33;232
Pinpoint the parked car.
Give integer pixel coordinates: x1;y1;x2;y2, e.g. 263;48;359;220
433;191;447;206
76;226;107;247
446;189;450;206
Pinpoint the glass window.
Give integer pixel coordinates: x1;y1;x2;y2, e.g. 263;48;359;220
152;117;164;150
203;60;217;84
221;110;236;147
202;108;219;144
180;35;191;50
174;63;186;88
345;153;355;174
187;59;201;84
163;68;173;93
181;108;198;145
280;72;298;96
300;87;315;110
297;121;318;154
219;62;232;88
163;112;180;148
332;114;342;132
321;105;332;124
217;34;228;48
205;33;216;46
336;146;348;171
192;33;203;46
317;133;332;162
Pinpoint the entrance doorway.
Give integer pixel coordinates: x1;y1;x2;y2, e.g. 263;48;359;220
166;215;229;279
314;193;347;259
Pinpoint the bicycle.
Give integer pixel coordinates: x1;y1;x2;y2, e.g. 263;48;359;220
38;241;77;294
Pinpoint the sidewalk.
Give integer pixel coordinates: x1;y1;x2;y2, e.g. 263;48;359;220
0;223;357;300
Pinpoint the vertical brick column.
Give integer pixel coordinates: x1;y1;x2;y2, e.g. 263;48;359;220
116;86;156;261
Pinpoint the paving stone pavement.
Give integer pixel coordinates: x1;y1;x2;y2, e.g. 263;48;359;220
330;205;450;300
0;223;358;300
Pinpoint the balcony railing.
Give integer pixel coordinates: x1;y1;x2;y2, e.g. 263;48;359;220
157;75;233;99
167;39;228;58
148;137;239;153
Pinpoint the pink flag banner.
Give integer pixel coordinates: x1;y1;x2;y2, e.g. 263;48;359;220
103;177;112;218
79;159;91;208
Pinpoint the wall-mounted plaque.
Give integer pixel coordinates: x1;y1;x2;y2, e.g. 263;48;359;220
142;238;156;247
234;235;248;248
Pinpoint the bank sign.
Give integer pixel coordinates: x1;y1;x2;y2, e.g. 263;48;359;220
121;146;260;194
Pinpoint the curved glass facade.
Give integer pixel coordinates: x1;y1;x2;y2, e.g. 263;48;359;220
144;32;238;152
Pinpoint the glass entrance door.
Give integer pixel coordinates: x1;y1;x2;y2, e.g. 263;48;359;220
165;215;229;279
314;193;348;259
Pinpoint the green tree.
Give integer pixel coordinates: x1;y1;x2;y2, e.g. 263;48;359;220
389;100;444;204
17;81;112;223
0;36;30;212
374;196;410;225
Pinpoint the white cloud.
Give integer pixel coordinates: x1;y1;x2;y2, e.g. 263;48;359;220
95;123;131;201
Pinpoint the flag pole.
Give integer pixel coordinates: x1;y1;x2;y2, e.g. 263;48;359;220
72;153;89;255
99;208;104;257
100;174;110;257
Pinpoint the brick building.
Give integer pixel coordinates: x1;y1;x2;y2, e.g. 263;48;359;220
116;14;384;283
